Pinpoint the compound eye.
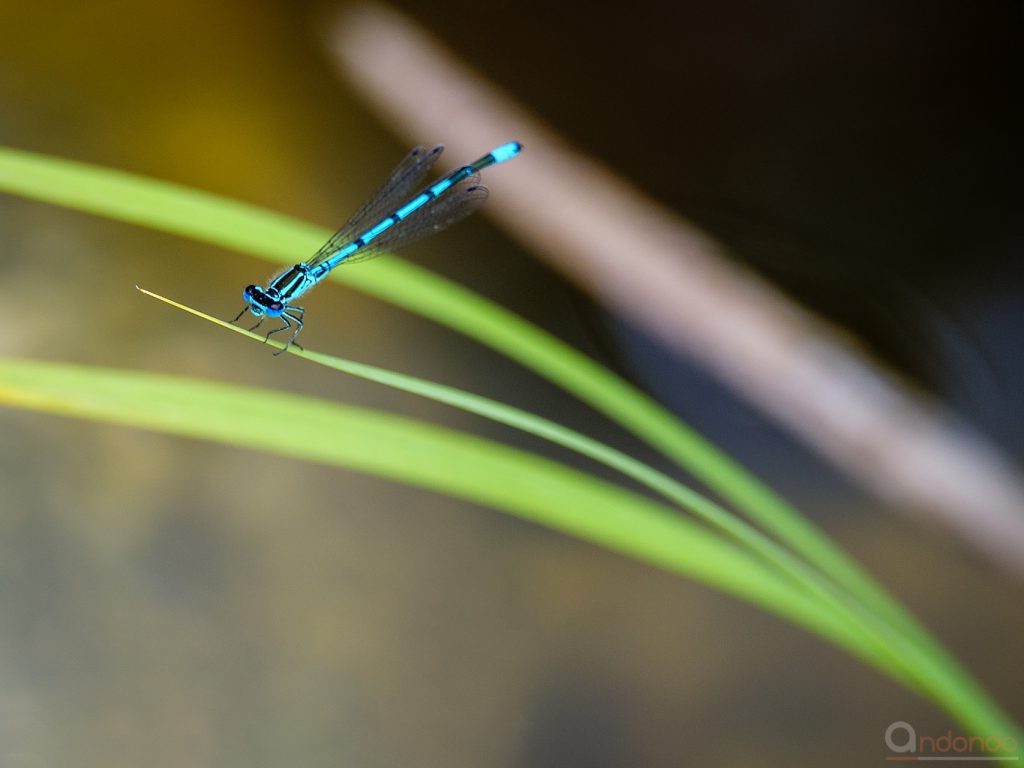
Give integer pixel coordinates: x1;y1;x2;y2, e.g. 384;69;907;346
243;285;257;300
269;301;284;312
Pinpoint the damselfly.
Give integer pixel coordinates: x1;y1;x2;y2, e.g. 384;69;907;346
233;141;522;352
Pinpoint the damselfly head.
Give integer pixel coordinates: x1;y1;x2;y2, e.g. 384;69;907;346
243;284;269;316
243;284;287;317
242;285;260;315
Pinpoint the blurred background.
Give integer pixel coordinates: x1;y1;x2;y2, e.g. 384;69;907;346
0;1;1021;766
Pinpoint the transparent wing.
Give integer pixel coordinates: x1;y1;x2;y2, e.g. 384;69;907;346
305;144;445;267
333;179;490;267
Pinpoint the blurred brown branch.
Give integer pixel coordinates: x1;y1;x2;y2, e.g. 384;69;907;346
326;4;1024;576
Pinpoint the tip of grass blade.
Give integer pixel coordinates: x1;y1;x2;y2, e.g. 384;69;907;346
135;284;303;356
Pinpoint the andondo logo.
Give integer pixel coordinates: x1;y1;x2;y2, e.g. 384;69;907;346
885;721;1019;762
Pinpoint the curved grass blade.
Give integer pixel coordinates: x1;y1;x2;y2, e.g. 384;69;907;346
1;146;1019;741
0;356;887;680
135;286;1024;738
0;145;919;638
0;145;926;633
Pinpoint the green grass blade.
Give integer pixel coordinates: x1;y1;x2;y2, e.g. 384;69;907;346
0;145;914;635
0;147;1018;741
0;146;922;624
135;287;1021;739
0;357;889;679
